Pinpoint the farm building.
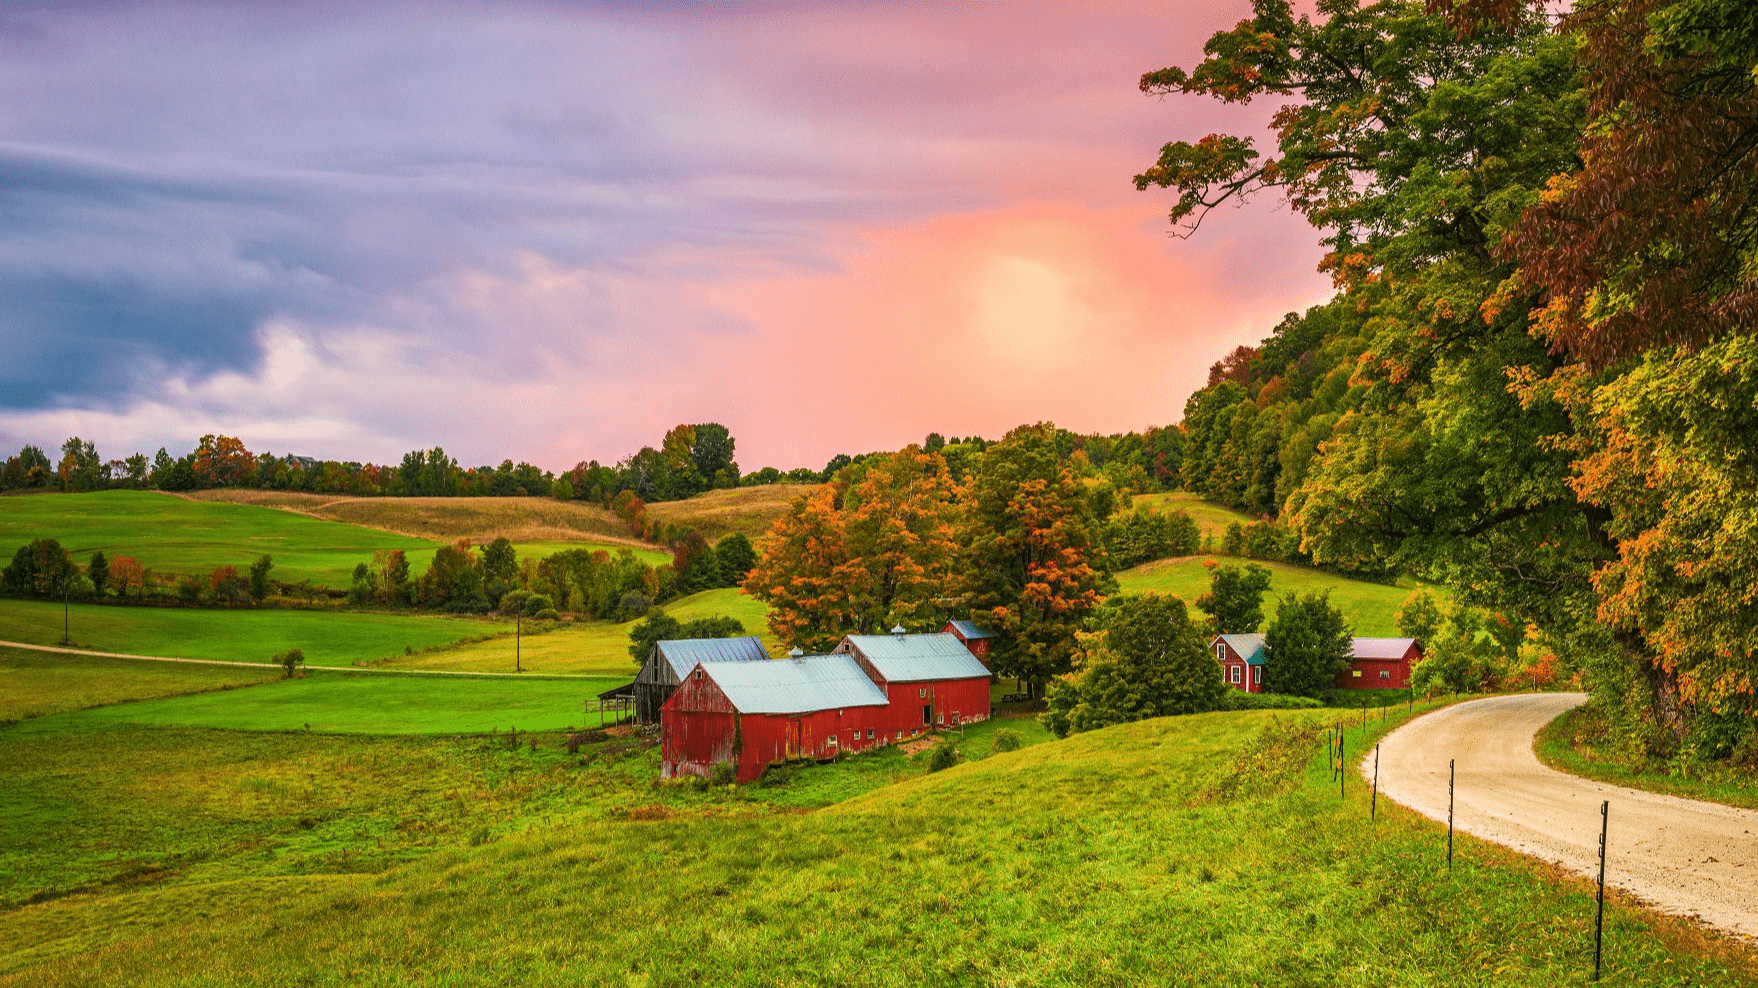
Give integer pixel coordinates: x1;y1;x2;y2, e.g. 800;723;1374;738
835;632;993;733
1211;633;1266;694
943;619;997;665
633;636;769;724
660;652;891;783
1336;637;1422;690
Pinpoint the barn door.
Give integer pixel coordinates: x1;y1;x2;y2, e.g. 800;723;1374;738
786;719;801;759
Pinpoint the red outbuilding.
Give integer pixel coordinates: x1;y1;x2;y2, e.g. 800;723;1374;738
1210;633;1267;694
1335;637;1422;690
943;620;997;666
835;632;993;735
661;652;890;783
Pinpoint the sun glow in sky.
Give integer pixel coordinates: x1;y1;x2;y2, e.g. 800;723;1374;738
0;1;1332;471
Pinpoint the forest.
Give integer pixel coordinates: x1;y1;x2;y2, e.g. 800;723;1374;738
1141;0;1757;764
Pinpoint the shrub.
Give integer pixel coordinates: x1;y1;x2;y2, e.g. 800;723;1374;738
1220;691;1323;711
709;762;737;787
927;741;962;772
990;729;1021;754
531;609;560;622
522;593;554;617
273;648;306;679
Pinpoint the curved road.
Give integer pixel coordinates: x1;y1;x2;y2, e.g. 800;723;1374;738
1373;693;1758;940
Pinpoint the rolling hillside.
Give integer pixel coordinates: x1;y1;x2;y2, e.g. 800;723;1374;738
1117;556;1437;638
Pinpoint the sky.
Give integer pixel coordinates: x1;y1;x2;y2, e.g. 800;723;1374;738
0;0;1333;473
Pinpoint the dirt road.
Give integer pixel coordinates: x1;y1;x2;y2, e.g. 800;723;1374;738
1373;693;1758;940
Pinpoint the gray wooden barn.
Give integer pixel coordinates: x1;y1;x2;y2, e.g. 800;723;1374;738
634;636;770;724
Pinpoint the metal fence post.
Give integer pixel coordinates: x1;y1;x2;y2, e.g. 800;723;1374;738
1339;731;1345;799
1447;757;1455;871
1595;800;1608;982
1372;743;1380;821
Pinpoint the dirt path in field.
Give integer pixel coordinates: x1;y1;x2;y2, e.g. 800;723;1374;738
1373;693;1758;940
0;640;598;679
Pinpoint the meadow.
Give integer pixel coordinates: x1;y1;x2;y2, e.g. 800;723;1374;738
644;483;811;541
0;490;669;589
0;647;278;722
1130;490;1259;537
383;586;775;676
0;599;503;668
1117;556;1432;637
2;695;1750;985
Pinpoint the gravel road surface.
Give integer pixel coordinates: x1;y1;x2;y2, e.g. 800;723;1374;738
1373;693;1758;940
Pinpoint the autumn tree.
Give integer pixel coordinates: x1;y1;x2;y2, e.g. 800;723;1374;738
192;434;255;488
964;425;1105;698
108;555;144;598
2;539;79;599
1395;589;1443;644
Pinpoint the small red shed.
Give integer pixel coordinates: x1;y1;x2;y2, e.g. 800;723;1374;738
942;620;997;666
1335;637;1422;690
661;653;890;783
1210;633;1267;693
836;632;992;737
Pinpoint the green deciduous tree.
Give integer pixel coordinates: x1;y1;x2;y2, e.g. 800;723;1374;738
2;538;79;599
248;554;274;603
1194;562;1273;634
1043;593;1225;738
1395;589;1443;644
87;551;109;599
1264;591;1352;698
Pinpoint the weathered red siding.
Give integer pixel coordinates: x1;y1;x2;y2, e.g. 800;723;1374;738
1333;643;1421;690
876;677;991;739
662;670;898;783
1216;641;1261;694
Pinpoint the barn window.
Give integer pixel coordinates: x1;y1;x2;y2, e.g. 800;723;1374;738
1352;670;1362;678
918;687;927;698
1215;643;1226;662
867;729;874;739
828;734;838;746
1252;667;1262;684
937;713;944;725
1229;666;1240;684
1379;670;1391;680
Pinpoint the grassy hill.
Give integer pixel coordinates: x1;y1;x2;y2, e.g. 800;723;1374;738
1129;490;1258;538
645;483;812;542
0;490;669;588
1117;557;1435;637
1;700;1749;984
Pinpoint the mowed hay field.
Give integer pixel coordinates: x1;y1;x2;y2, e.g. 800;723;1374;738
384;586;775;676
645;483;812;542
3;703;1752;986
0;599;503;668
1117;557;1433;637
185;489;667;563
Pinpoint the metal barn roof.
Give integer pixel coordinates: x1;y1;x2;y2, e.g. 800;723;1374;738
698;653;888;714
1216;633;1268;666
1350;637;1417;660
840;633;991;683
945;619;997;640
655;637;770;680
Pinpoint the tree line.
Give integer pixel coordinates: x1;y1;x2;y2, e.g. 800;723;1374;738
1138;0;1758;765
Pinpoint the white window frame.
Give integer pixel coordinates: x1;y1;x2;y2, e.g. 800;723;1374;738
828;734;838;746
1215;642;1226;662
1229;665;1241;684
1252;666;1262;685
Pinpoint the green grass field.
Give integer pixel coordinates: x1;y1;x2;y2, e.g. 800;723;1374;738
6;671;618;736
1537;704;1758;811
1117;556;1433;637
0;647;279;722
0;599;503;668
1130;490;1258;537
0;490;669;588
2;701;1750;985
386;586;776;675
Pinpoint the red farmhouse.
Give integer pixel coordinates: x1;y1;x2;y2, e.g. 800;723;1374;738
661;652;890;783
1336;637;1422;690
1210;633;1266;694
942;620;997;666
835;632;992;734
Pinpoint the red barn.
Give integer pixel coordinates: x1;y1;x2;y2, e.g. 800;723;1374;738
836;632;992;736
1210;633;1266;693
1335;637;1422;690
943;620;997;666
660;653;890;783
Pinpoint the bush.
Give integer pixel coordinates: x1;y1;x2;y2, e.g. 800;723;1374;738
927;741;962;772
531;609;560;622
522;593;554;617
616;591;651;622
1221;691;1324;711
709;762;737;787
272;648;306;679
990;729;1021;754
